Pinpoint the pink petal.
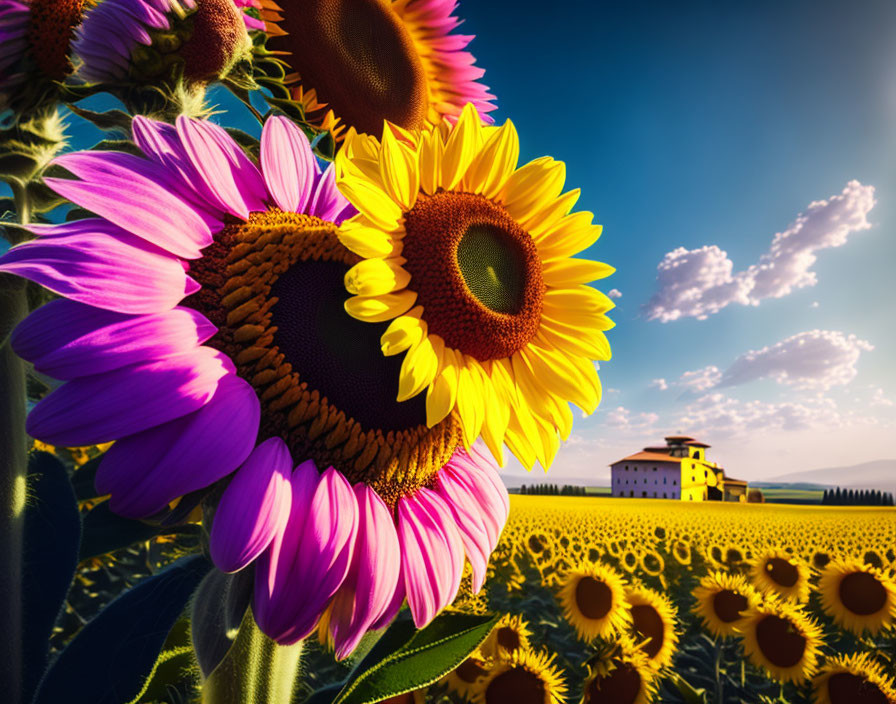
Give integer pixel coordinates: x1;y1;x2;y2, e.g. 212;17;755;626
27;347;234;448
397;487;464;628
434;467;491;592
94;373;260;518
12;301;215;380
210;437;293;573
260;116;315;214
328;484;401;658
49;151;213;258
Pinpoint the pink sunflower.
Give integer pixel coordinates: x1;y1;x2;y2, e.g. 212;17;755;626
0;114;508;655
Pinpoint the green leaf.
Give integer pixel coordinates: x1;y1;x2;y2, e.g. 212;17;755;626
70;455;101;501
332;611;499;704
190;569;253;677
670;672;709;704
33;554;212;704
21;451;82;704
78;501;200;561
65;104;132;134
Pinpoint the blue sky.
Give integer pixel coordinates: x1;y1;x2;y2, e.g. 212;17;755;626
5;0;895;483
458;0;896;481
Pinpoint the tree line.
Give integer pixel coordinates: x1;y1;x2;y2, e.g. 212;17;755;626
519;483;587;496
821;487;894;506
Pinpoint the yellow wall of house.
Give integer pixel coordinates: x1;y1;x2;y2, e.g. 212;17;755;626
677;455;722;501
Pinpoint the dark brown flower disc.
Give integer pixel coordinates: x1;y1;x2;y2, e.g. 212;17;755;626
827;673;889;704
178;0;247;82
402;192;545;361
269;0;429;135
839;572;888;616
485;668;545;704
766;558;800;588
585;662;642;704
576;577;613;620
630;605;665;659
755;615;806;669
712;589;748;623
26;0;83;80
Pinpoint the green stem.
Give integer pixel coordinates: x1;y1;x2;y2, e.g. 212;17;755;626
0;270;28;704
713;639;723;704
201;609;304;704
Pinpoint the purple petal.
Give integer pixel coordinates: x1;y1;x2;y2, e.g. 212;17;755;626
95;373;260;518
276;468;358;644
328;483;401;658
49;151;214;258
27;347;234;447
397;488;464;628
253;460;321;640
260;116;315;214
0;220;197;314
176;117;266;219
310;162;354;224
210;437;293;573
12;300;216;380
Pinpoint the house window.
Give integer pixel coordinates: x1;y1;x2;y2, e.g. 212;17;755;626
653;492;657;497
663;492;667;498
653;467;657;471
642;491;647;497
625;465;628;470
673;480;677;485
664;477;667;484
630;491;634;497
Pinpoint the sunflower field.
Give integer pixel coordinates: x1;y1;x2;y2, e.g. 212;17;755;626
334;495;896;704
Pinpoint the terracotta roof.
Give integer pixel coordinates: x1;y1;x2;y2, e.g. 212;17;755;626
724;476;748;485
643;446;672;453
664;435;695;442
686;441;711;448
610;452;681;465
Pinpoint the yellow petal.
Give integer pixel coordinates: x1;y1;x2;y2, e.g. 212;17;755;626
379;127;419;211
462;119;520;199
337;220;400;259
535;213;604;259
479;370;509;466
426;349;458;426
397;335;439;402
500;157;565;222
344;290;416;323
541;258;615;287
344;258;410;296
337;178;404;232
418;129;443;196
455;358;485;447
440;103;483;191
544;286;616;315
525;188;581;236
380;309;425;356
523;344;599;413
537;321;612;361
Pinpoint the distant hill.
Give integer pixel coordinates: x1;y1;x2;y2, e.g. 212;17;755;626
766;460;896;493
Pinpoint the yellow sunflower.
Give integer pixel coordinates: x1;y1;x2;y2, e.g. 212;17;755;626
625;586;679;671
692;571;760;639
558;563;630;642
740;600;824;684
444;654;491;700
479;613;533;660
472;648;568;704
750;549;811;603
334;104;613;470
812;653;896;704
259;0;496;139
818;560;896;635
581;642;658;704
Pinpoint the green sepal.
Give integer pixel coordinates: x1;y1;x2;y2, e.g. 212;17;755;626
327;611;499;704
32;554;212;704
63;104;132;135
78;502;201;561
21;451;82;704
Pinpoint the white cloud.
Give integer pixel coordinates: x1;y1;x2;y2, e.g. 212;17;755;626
718;330;873;390
677;393;844;436
608;289;623;299
810;301;820;308
677;365;722;392
649;378;668;390
604;406;659;433
645;181;876;321
870;388;894;408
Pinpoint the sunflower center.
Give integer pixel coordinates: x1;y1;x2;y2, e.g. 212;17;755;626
456;658;488;683
178;0;248;82
839;572;888;616
630;605;665;659
26;0;83;80
269;0;428;136
828;673;889;704
755;615;806;669
575;577;613;620
496;627;522;652
185;210;460;507
485;668;545;704
402;192;545;361
766;558;799;588
528;535;545;553
712;590;748;623
585;662;642;704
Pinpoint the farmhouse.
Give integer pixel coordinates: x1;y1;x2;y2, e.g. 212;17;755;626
610;435;748;501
